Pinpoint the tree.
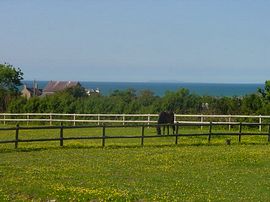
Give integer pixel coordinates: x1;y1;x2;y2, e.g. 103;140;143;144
0;63;24;112
137;90;157;106
110;88;136;103
241;94;262;115
162;88;192;113
258;80;270;101
0;63;23;92
62;84;87;98
257;80;270;114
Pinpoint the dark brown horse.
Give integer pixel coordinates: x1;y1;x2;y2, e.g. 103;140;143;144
157;111;175;135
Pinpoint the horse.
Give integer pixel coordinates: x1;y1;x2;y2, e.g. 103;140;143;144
157;111;175;135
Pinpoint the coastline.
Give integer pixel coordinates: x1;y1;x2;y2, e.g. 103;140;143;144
21;80;264;97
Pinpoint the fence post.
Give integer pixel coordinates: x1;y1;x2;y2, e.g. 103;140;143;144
201;115;203;131
15;124;19;149
239;122;242;143
60;123;64;146
141;126;145;146
148;114;150;127
102;125;106;147
27;113;29;126
208;122;212;143
4;114;6;125
175;124;179;145
98;114;100;126
229;115;231;131
123;114;125;126
259;115;262;132
268;124;270;142
73;114;76;126
50;113;52;126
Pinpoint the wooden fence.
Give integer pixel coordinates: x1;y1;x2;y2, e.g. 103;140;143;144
0;122;270;149
1;113;270;131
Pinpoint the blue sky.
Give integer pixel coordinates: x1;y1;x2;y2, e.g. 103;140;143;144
0;1;269;83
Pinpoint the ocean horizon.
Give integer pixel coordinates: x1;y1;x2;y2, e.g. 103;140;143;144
22;80;264;97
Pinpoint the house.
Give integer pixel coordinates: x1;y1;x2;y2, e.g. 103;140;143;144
21;84;42;99
42;81;80;95
85;88;100;96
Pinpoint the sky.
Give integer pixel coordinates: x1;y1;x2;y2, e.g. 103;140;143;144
0;0;269;83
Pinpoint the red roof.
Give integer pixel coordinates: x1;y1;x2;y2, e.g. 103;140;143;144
43;81;79;93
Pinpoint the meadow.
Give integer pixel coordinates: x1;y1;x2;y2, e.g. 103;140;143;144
0;125;270;201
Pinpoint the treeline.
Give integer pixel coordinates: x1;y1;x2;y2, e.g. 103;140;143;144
2;63;270;115
6;81;270;115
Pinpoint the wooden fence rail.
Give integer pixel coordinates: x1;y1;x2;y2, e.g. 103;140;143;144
0;122;270;149
1;113;270;132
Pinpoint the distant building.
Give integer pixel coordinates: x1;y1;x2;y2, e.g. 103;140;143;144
42;81;80;96
21;83;42;99
85;88;100;96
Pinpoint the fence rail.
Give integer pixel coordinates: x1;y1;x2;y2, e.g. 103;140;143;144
1;113;270;129
0;122;270;149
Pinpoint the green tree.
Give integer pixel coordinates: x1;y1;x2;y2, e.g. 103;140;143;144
0;63;24;112
7;96;27;113
110;89;136;103
257;80;270;114
137;90;157;106
241;94;262;115
162;88;196;113
134;90;157;113
258;80;270;101
63;84;87;98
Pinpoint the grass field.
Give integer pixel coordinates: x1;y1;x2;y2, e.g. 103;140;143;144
0;125;270;201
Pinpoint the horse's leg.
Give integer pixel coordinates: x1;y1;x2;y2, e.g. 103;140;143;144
167;125;169;135
157;125;161;135
172;124;175;134
163;126;165;135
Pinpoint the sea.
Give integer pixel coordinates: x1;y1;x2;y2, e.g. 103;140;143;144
22;80;264;97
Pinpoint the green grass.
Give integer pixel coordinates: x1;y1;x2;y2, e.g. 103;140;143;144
0;125;270;201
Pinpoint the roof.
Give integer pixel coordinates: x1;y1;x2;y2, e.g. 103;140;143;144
25;87;42;94
21;84;42;98
43;81;79;93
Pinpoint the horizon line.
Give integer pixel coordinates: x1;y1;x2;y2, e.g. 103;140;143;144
22;79;265;85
